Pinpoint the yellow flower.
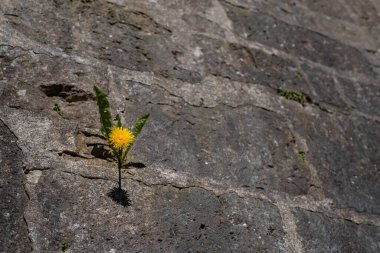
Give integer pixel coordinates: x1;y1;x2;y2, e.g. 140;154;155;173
109;127;135;150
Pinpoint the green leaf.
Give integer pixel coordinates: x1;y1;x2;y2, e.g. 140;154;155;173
119;114;149;164
93;86;113;138
132;114;150;138
114;114;122;128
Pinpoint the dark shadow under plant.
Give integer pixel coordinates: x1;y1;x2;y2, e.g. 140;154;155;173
126;162;146;169
108;187;131;207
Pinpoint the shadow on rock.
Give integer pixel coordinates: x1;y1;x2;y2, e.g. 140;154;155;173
126;162;146;169
89;144;114;161
108;187;131;207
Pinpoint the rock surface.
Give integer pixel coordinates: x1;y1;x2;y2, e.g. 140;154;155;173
0;0;379;252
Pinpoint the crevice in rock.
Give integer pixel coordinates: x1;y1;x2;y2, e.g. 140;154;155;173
294;204;380;227
352;109;380;123
4;40;374;120
151;82;205;109
127;175;202;192
23;166;51;174
40;83;95;102
127;166;380;226
124;170;272;202
0;118;19;142
220;0;249;10
285;118;323;189
58;150;94;159
80;130;106;139
21;171;33;252
145;100;180;107
0;118;33;252
22;215;34;252
61;170;114;181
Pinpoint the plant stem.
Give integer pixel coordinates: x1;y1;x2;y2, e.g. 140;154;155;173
117;158;122;189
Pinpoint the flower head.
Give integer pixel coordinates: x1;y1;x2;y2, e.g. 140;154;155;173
109;127;135;150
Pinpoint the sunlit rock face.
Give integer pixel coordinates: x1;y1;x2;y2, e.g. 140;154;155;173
1;0;379;252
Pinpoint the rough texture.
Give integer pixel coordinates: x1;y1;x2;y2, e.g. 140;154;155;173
0;0;379;252
0;120;31;252
294;208;380;252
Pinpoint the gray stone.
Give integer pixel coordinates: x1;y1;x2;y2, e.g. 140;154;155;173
182;14;226;38
195;35;305;91
294;208;380;253
0;120;31;252
296;0;355;22
249;0;379;51
288;111;380;214
339;78;380;117
301;64;347;108
221;1;377;77
24;169;286;252
0;0;379;252
125;93;310;195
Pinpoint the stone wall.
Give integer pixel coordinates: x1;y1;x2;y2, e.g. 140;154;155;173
0;0;379;252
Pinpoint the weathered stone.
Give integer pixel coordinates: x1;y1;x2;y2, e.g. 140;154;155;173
182;14;226;38
24;168;286;252
339;78;380;117
296;0;356;22
221;1;377;77
195;35;306;91
249;0;379;51
1;0;200;84
343;0;380;26
354;118;380;178
0;120;31;252
125;95;310;195
1;0;379;252
301;64;347;108
288;110;380;214
294;208;380;253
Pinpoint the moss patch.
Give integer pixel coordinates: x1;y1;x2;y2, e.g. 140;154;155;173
298;151;306;161
279;89;309;105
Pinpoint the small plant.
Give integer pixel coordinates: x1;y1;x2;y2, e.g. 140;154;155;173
61;242;69;252
280;89;308;105
93;86;149;189
298;151;306;161
53;103;64;116
294;72;303;81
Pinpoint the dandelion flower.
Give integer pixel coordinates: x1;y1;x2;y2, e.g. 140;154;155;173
109;127;134;150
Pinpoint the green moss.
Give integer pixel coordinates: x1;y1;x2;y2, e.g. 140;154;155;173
294;72;303;81
280;89;308;105
298;151;306;161
53;104;64;116
61;242;70;252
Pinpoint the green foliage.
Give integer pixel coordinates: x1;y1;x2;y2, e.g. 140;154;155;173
294;72;303;81
61;242;69;252
93;86;113;138
93;85;150;190
53;103;63;116
133;114;150;138
280;89;307;105
298;151;306;161
120;114;150;163
114;114;122;128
